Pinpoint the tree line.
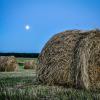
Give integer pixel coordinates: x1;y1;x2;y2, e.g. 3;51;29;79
0;53;39;58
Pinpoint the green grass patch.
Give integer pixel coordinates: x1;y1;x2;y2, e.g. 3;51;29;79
16;58;38;71
0;70;37;88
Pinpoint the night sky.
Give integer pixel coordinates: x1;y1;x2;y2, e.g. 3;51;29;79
0;0;100;53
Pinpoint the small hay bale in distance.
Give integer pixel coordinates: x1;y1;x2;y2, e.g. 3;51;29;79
37;30;88;86
76;29;100;91
0;56;19;72
24;60;37;70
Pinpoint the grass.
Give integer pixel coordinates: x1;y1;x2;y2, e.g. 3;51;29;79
16;57;38;71
0;70;37;88
17;58;37;64
0;82;100;100
0;58;100;100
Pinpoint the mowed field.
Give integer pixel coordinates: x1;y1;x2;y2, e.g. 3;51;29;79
0;58;100;100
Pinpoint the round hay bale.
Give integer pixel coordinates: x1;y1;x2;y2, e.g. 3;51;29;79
37;30;88;86
76;29;100;91
0;56;19;72
24;60;37;70
37;29;100;91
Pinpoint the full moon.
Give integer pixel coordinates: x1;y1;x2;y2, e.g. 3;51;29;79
25;25;30;30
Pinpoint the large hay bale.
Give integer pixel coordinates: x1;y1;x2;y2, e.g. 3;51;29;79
37;29;100;91
76;29;100;91
24;60;37;70
37;30;88;86
0;56;19;72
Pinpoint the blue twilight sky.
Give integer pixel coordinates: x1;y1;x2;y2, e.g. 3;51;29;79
0;0;100;53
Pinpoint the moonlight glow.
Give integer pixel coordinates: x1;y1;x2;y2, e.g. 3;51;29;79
25;25;30;30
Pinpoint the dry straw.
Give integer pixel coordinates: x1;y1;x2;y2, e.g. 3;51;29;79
0;56;18;72
24;60;37;70
37;30;86;86
76;29;100;91
37;29;100;91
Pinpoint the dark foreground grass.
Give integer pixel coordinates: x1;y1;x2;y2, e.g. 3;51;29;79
0;85;100;100
0;70;100;100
